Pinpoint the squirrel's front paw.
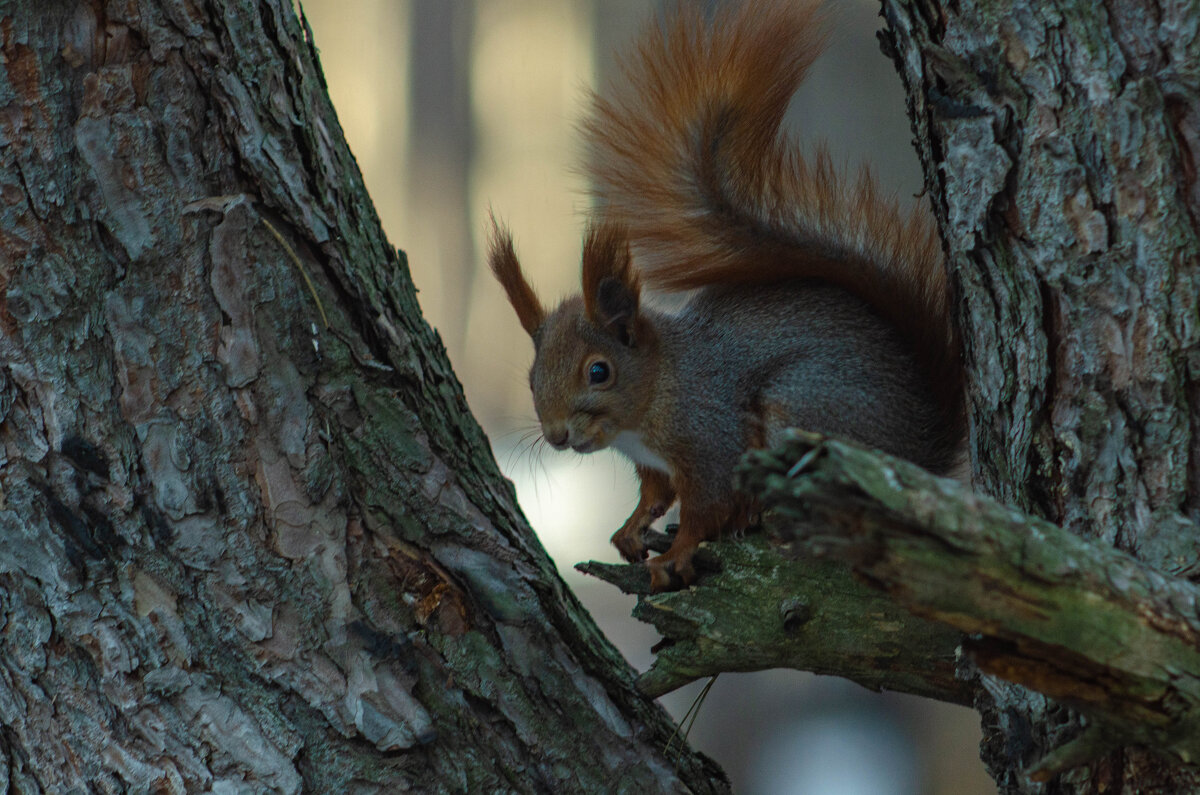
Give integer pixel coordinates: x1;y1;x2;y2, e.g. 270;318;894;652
611;523;648;562
646;548;696;593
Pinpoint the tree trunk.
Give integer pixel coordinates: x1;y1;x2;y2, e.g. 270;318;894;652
882;0;1200;790
0;1;726;791
7;0;1200;791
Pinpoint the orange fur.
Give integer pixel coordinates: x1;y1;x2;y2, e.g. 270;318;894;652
487;215;545;337
611;466;675;563
584;0;961;439
484;213;547;338
580;221;638;325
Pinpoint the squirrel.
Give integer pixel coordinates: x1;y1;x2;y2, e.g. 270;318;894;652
488;0;962;593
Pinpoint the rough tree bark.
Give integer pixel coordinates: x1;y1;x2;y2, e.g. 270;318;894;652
0;1;727;791
882;0;1200;790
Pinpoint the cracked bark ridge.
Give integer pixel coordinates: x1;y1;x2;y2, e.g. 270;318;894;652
0;1;728;791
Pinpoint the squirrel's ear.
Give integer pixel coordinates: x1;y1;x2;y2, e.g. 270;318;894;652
582;222;640;347
487;215;545;338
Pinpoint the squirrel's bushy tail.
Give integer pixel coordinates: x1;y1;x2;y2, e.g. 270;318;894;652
583;0;960;438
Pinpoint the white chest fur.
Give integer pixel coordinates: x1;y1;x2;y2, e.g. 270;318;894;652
611;431;673;475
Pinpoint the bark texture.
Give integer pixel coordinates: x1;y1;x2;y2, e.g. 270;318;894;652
0;1;726;792
880;0;1200;790
579;527;971;705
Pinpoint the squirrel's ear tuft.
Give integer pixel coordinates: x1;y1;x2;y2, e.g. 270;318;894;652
582;222;640;346
488;214;545;338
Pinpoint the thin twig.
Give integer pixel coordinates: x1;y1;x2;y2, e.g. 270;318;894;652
260;217;330;329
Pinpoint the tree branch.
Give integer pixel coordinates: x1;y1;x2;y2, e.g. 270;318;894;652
578;529;972;705
735;431;1200;770
584;428;1200;774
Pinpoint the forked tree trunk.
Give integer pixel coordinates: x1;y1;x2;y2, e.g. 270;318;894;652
0;1;725;791
883;0;1200;790
5;0;1200;792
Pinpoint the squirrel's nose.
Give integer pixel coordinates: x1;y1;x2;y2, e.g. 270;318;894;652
544;427;569;449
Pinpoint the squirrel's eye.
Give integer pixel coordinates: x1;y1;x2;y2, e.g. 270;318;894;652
587;360;611;385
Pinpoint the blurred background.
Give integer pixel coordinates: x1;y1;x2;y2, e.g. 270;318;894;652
301;1;995;792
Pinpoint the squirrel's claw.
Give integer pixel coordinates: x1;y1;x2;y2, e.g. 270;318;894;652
611;523;649;562
646;547;697;593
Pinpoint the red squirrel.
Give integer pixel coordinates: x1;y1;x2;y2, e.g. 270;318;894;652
488;0;962;592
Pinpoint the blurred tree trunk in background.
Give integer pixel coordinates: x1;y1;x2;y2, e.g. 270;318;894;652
405;0;475;359
884;0;1200;791
0;1;725;791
